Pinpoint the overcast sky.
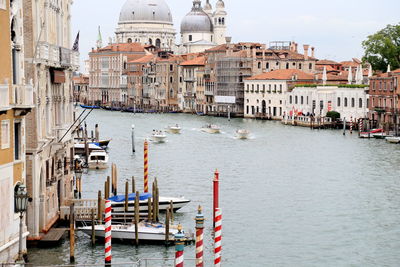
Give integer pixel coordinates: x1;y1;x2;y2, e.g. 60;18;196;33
71;0;400;67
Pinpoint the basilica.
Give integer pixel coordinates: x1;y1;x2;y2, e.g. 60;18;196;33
115;0;227;53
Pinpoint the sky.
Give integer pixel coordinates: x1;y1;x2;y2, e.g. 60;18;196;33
71;0;400;68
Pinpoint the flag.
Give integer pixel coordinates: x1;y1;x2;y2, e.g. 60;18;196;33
72;31;80;52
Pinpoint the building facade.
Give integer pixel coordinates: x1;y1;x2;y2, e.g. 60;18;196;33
23;0;79;239
73;74;89;105
0;0;33;261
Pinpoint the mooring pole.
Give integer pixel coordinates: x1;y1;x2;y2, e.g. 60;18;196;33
174;225;185;267
144;140;149;193
95;123;99;142
91;208;95;246
134;191;140;246
69;203;75;263
132;124;136;153
132;176;136;194
105;200;112;265
213;169;219;227
195;206;204;267
214;208;222;267
343;117;346;136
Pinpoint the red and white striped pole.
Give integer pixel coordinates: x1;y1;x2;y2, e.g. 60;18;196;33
195;206;204;267
175;224;185;267
214;208;222;267
213;170;219;227
350;116;353;134
144;140;149;193
104;200;112;265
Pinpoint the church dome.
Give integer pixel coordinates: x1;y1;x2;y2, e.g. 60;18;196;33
119;0;173;24
181;1;213;33
216;0;225;9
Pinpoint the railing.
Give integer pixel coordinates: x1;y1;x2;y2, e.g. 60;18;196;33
12;84;34;107
36;41;80;69
0;84;10;109
61;199;99;221
184;77;196;82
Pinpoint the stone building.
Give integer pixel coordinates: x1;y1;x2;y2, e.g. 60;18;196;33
23;0;79;239
73;74;89;105
0;0;33;261
115;0;176;50
88;43;146;106
368;69;400;132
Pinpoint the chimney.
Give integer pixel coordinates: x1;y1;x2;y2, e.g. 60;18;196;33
295;42;298;52
225;36;232;45
311;47;315;58
290;42;296;52
303;44;310;60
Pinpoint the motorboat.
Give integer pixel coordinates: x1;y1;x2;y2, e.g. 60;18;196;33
74;143;103;156
80;105;100;109
108;193;190;215
359;129;383;139
151;131;167;143
167;125;181;134
201;124;221;134
236;129;250;139
386;136;400;144
79;222;193;243
87;150;109;169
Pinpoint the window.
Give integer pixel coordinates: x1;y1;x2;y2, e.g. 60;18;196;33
320;100;324;110
266;62;269;69
309;63;312;70
0;0;6;9
301;96;304;104
299;63;302;69
170;65;173;71
189;35;193;42
344;97;348;107
127;38;132;43
286;63;289;69
290;96;293;104
351;98;355;107
14;122;21;160
258;62;261;69
295;96;298;104
358;98;362;108
251;106;255;115
1;120;10;149
337;97;341;107
155;39;161;48
246;106;249;114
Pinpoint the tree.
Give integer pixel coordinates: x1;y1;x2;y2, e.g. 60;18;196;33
362;23;400;72
326;111;340;121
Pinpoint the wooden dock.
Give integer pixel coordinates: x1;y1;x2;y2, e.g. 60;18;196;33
39;228;68;246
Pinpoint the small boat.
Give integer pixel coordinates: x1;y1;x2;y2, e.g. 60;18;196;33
236;129;250;139
108;193;190;214
386;136;400;143
359;128;383;139
80;105;100;109
151;131;167;143
74;143;103;156
97;139;111;148
201;124;221;134
167;125;181;134
88;150;109;169
79;222;193;243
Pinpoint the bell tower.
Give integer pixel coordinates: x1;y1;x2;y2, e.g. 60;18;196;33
213;0;227;45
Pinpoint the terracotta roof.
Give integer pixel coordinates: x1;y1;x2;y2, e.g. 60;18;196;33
246;69;314;81
205;44;229;52
180;56;206;66
393;68;400;73
317;59;340;65
128;54;155;64
340;61;358;68
95;43;145;53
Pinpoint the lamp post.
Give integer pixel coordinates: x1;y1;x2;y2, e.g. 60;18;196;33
75;166;83;199
15;184;29;263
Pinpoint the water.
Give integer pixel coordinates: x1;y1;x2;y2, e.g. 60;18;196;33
29;109;400;266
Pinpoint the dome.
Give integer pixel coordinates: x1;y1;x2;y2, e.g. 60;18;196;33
119;0;173;24
181;1;213;33
216;0;225;9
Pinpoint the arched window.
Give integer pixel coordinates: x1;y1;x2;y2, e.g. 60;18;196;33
359;98;362;108
337;97;341;107
301;96;304;104
258;62;261;69
295;96;298;104
251;84;254;91
290;95;293;104
299;63;302;69
266;62;269;69
222;18;225;25
156;38;161;48
309;63;312;69
351;98;355;107
149;38;153;45
189;35;192;42
286;63;289;69
344;97;348;107
127;38;132;43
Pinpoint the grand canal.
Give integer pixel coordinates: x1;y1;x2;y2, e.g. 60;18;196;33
29;109;400;266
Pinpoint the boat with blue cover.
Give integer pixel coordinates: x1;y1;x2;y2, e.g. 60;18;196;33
80;104;100;109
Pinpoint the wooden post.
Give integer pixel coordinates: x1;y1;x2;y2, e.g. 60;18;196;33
78;176;82;199
132;176;135;194
156;185;159;222
113;164;118;196
91;208;95;246
104;181;107;200
111;164;115;196
170;200;174;223
97;191;102;221
134;191;140;246
165;207;170;245
69;203;75;263
106;176;110;199
152;182;157;222
125;180;129;212
147;196;152;222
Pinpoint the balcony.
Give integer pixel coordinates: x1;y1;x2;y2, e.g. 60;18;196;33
0;84;11;112
36;41;80;70
184;77;196;82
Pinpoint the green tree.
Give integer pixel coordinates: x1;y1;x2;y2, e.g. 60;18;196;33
362;23;400;72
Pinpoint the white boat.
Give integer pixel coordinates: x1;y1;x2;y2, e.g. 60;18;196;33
109;194;190;216
236;129;250;139
74;143;103;156
87;150;109;169
79;222;189;242
167;125;181;134
151;131;167;143
201;124;221;134
386;136;400;144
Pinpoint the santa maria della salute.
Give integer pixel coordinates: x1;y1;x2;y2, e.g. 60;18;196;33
115;0;227;53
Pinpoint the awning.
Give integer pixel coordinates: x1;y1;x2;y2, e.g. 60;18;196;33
51;70;65;84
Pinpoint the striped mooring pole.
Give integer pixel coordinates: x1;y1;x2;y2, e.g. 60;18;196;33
104;200;112;265
350;116;353;134
195;206;205;267
213;170;219;227
174;224;185;267
214;208;222;267
359;119;363;136
144;140;149;193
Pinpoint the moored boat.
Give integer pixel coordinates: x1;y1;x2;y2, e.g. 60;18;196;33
201;124;220;134
386;136;400;144
87;150;109;169
236;129;250;139
80;105;100;109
